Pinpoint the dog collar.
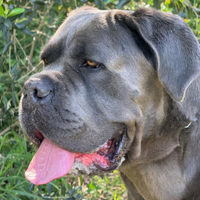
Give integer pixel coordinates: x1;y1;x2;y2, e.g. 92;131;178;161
185;122;192;129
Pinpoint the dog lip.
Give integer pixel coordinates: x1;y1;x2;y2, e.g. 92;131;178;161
88;127;126;154
110;128;124;140
93;128;127;171
34;129;44;143
30;127;127;174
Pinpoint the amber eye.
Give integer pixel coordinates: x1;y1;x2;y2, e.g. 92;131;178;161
84;60;100;68
43;58;48;65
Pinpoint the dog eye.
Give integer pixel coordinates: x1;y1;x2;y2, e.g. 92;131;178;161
84;60;100;68
43;58;48;65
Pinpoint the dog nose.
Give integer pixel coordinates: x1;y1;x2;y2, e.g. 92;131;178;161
23;77;53;104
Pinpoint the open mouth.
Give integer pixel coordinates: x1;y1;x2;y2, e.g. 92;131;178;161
75;128;127;171
25;128;127;185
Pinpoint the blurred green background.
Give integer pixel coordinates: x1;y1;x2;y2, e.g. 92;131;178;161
0;0;199;199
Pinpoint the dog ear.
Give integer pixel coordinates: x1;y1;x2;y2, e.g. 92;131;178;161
115;8;200;102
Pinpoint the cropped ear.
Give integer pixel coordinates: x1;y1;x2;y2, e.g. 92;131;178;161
115;8;200;102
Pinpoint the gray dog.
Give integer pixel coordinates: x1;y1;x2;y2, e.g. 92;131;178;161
19;6;200;200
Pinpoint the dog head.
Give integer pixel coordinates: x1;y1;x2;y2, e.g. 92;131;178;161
19;7;200;185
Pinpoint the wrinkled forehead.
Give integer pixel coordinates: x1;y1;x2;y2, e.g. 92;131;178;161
40;9;110;59
51;9;110;44
40;8;125;64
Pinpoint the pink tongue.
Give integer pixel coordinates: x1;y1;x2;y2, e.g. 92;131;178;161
25;138;75;185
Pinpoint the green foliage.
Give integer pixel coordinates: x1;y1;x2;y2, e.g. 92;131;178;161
0;0;199;199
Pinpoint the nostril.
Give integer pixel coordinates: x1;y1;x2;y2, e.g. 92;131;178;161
24;77;53;104
33;89;38;99
33;87;52;102
35;88;51;99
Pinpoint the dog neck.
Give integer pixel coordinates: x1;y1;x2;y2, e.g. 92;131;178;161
119;99;198;200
